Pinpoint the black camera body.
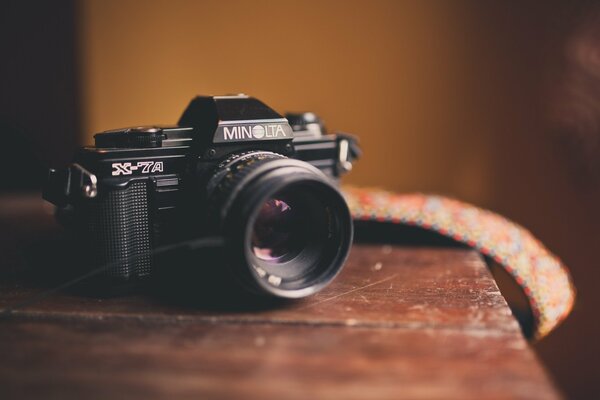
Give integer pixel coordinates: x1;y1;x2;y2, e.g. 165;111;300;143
44;95;360;298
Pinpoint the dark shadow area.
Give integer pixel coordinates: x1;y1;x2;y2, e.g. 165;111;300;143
11;233;293;315
0;0;80;191
354;220;468;247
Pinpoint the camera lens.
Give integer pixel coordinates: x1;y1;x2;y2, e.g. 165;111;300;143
209;152;352;298
251;197;302;262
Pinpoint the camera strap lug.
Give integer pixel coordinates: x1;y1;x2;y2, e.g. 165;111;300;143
336;135;361;176
338;139;353;173
43;163;98;206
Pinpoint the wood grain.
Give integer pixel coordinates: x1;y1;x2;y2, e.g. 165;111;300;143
0;195;560;399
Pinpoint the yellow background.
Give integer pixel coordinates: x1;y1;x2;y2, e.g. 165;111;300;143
79;1;495;201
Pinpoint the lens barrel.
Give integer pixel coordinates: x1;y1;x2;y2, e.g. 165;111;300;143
208;152;352;298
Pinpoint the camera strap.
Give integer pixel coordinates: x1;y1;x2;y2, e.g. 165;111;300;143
343;186;575;340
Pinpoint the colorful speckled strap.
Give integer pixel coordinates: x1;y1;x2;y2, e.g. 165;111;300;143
342;186;575;339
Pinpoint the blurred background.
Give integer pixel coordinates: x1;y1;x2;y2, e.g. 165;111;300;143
1;0;599;397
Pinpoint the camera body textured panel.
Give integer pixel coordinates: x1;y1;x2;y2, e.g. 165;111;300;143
85;181;153;279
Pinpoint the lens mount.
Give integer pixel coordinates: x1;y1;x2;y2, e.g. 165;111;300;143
209;152;352;298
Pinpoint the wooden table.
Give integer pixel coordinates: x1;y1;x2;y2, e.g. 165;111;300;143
0;195;560;399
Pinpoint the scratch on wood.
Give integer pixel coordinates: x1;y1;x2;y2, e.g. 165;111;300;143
300;274;399;309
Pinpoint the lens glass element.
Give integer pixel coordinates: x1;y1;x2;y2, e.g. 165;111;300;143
251;197;304;261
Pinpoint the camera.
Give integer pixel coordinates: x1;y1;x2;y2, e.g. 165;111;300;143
43;95;360;298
